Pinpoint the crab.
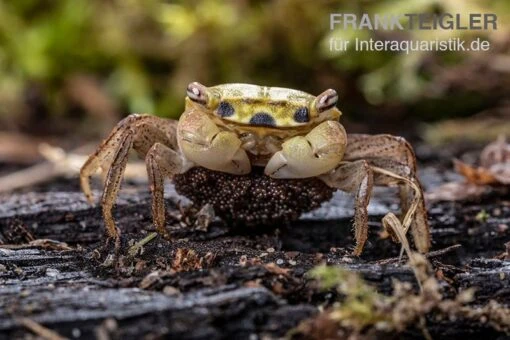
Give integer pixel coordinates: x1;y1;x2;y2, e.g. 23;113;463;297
80;82;430;255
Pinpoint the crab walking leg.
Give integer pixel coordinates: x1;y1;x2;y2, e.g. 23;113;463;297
344;134;430;253
80;114;182;239
100;132;133;238
320;160;374;256
80;114;178;203
146;143;185;239
344;134;417;169
178;108;251;175
265;121;347;178
344;134;416;212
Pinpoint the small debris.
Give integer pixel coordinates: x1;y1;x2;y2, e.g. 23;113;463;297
140;270;168;290
454;159;499;185
134;260;147;273
172;248;215;272
101;254;115;268
285;251;299;259
376;244;462;265
244;280;262;288
127;232;158;257
264;263;290;276
475;210;490;223
163;286;181;296
272;281;285;294
95;318;118;340
0;143;146;193
17;317;68;340
496;241;510;260
498;224;509;233
45;268;60;277
0;238;74;252
480;134;510;184
313;253;325;264
1;222;35;244
239;255;248;266
71;328;81;338
19;290;31;298
29;239;73;251
194;203;215;232
427;135;510;202
173;249;198;271
13;266;23;275
426;182;488;202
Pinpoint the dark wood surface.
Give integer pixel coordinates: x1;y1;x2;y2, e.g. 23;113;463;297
0;164;509;339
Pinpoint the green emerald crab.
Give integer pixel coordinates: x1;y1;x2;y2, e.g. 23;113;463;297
80;82;430;255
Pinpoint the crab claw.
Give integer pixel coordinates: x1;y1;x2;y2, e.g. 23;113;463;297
179;108;251;175
265;121;346;178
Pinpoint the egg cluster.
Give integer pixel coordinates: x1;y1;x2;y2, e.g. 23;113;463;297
173;167;334;226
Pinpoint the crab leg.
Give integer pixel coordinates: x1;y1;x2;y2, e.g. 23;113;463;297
101;131;133;238
146;143;184;239
265;121;347;178
343;134;430;253
80;114;185;239
81;115;177;203
320;160;374;255
344;134;416;214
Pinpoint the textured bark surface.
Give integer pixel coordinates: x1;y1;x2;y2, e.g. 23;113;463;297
0;163;509;339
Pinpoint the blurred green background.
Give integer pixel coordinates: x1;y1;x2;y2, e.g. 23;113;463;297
0;0;509;143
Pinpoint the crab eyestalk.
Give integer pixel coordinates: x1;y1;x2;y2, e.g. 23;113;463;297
313;89;339;113
186;82;219;110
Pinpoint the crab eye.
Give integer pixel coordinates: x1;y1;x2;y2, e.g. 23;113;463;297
316;89;338;112
293;107;309;123
217;101;235;117
186;82;208;105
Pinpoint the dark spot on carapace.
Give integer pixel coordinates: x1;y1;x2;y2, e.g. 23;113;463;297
249;112;276;127
217;101;235;117
293;107;309;123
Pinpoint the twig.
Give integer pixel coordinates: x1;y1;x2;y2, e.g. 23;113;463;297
128;232;158;257
0;143;146;193
17;317;68;340
0;144;83;192
382;212;423;292
0;239;74;251
95;318;118;340
371;166;422;234
419;316;433;340
375;244;462;265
